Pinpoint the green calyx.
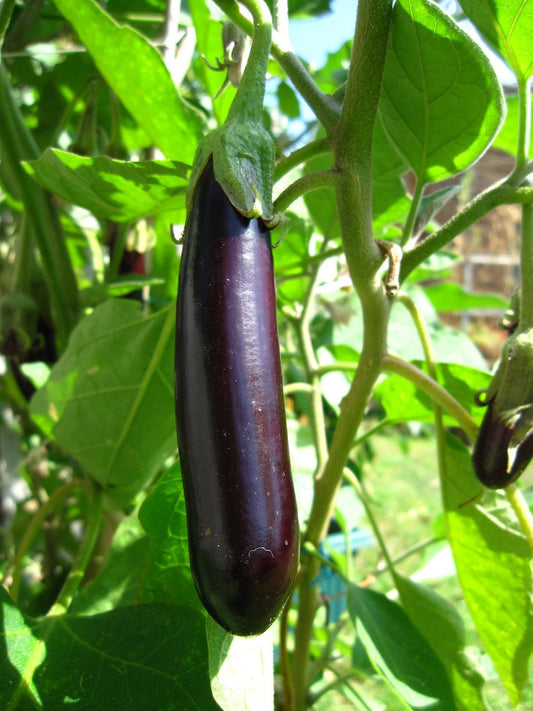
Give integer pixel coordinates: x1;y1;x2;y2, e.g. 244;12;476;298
186;14;276;224
485;328;533;444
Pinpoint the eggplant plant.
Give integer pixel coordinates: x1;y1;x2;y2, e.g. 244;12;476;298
1;0;533;710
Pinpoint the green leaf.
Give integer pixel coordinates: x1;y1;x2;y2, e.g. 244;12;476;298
371;118;410;235
80;277;165;308
207;617;274;711
347;583;457;709
441;433;533;706
138;461;200;611
277;81;301;119
380;0;504;184
0;586;218;710
395;576;486;711
30;300;176;509
459;0;533;82
24;149;189;221
52;0;203;162
493;92;533;157
424;282;508;312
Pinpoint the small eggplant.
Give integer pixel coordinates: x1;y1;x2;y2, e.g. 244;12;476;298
472;400;533;488
174;160;299;636
472;327;533;489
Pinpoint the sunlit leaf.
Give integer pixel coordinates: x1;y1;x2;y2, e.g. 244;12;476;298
207;617;274;711
0;586;217;709
459;0;533;82
24;149;189;221
52;0;203;161
441;433;533;706
138;461;200;610
380;0;504;184
348;583;457;709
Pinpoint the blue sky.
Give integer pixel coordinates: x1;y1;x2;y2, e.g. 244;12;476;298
289;0;356;67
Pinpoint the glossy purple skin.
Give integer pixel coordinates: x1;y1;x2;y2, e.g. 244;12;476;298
472;401;533;489
175;161;299;636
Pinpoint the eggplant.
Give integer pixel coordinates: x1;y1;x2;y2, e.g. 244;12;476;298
472;400;533;489
174;160;299;636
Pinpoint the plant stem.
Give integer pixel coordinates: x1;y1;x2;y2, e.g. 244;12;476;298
290;4;393;707
48;486;104;615
505;484;533;554
514;77;531;173
343;468;395;578
226;4;272;125
274;137;331;182
273;169;339;213
519;202;533;330
382;355;479;442
400;183;533;283
297;256;329;470
10;479;91;602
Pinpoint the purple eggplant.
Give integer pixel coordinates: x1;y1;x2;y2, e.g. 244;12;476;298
472;399;533;489
174;160;299;636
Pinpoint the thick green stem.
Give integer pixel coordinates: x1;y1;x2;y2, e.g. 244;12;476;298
514;77;531;173
519;202;533;330
226;6;271;125
290;4;393;707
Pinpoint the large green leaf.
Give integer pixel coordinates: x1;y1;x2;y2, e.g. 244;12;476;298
52;0;203;162
30;300;176;509
138;461;200;611
459;0;533;82
441;434;533;706
347;583;457;709
395;576;485;711
24;149;189;221
0;586;217;710
380;0;504;185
